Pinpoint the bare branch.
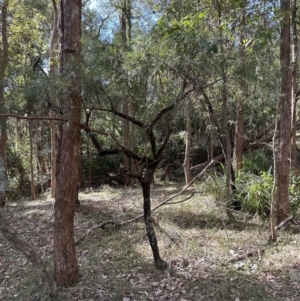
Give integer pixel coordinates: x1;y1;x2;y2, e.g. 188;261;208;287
75;161;216;246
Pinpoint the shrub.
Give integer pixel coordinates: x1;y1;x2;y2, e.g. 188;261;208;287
233;171;273;217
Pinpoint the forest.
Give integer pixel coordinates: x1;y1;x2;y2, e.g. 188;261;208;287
1;0;300;300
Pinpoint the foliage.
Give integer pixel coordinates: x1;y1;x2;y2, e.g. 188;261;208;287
243;149;273;175
202;168;227;206
82;153;122;185
233;171;300;218
233;171;273;218
6;145;31;199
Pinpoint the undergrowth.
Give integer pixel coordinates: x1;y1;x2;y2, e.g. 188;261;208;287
1;184;300;301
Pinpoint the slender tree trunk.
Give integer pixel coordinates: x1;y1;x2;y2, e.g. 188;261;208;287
141;168;167;270
290;0;298;174
120;0;132;186
221;63;235;220
37;123;49;194
208;115;215;161
270;119;279;241
217;1;235;219
183;100;192;185
0;1;9;206
49;0;58;198
28;120;36;200
54;0;81;287
234;1;246;173
276;0;291;223
88;129;92;191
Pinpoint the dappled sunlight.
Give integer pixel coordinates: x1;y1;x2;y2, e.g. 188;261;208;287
1;186;300;300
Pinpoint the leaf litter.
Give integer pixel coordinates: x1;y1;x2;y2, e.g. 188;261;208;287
0;184;300;300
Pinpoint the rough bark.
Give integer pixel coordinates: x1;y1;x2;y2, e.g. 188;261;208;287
0;1;8;206
141;167;167;270
54;0;81;287
290;0;298;174
49;0;59;198
276;0;291;223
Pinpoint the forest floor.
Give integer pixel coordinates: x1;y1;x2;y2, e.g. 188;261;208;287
1;182;300;301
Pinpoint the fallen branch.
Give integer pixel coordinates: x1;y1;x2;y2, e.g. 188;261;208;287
76;160;215;246
268;215;299;242
228;247;265;262
0;212;53;291
75;220;121;246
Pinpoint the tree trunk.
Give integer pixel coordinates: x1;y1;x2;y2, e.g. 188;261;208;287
49;0;59;198
270;119;279;241
36;123;49;194
234;1;246;173
120;0;132;186
208;115;215;161
141;168;167;270
54;0;81;287
0;1;9;206
28;120;36;200
276;0;291;223
88;131;92;191
290;0;298;174
218;2;235;219
183;100;192;185
0;157;8;206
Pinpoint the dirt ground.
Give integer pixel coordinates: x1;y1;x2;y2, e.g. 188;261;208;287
1;183;300;301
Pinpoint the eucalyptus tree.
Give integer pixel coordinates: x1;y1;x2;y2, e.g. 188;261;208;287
290;0;298;175
276;0;292;223
53;0;81;286
49;0;59;198
0;0;8;206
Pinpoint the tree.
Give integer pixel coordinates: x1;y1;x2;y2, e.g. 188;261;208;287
290;0;298;175
234;0;247;173
49;0;59;198
53;0;81;286
276;0;292;223
119;0;132;186
183;98;192;185
0;0;8;206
